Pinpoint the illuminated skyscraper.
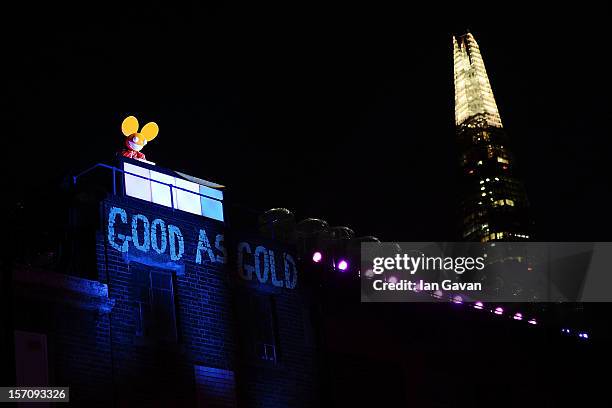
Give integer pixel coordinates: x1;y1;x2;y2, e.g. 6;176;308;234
453;31;532;242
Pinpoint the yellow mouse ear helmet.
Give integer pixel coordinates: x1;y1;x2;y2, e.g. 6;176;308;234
121;116;139;136
140;122;159;142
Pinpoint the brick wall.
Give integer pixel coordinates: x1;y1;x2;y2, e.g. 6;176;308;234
12;268;114;407
194;365;237;407
98;195;317;407
230;241;318;407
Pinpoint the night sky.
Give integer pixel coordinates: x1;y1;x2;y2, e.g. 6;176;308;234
4;3;611;241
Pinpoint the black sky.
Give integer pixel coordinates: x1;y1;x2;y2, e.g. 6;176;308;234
3;3;611;241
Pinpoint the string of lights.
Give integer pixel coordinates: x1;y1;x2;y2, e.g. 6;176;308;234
306;248;591;343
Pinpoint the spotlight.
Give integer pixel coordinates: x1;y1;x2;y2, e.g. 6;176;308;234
337;259;349;271
578;332;589;339
452;295;463;304
528;318;537;325
387;276;398;284
513;312;523;321
494;307;504;315
561;328;571;334
312;251;323;263
433;290;443;299
474;301;484;310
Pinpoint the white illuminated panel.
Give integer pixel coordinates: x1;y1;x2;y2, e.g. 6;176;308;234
150;170;175;207
124;163;152;202
123;162;224;222
200;185;224;222
175;178;202;216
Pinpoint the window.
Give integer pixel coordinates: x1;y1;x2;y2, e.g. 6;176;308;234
237;294;279;364
493;198;515;207
123;162;224;222
252;295;278;363
497;157;509;164
134;267;177;342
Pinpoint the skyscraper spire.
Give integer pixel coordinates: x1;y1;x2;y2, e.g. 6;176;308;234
453;31;532;242
453;32;502;128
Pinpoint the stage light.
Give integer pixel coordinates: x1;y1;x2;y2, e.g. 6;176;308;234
513;312;523;321
494;307;504;315
528;318;537;325
364;268;374;278
337;259;349;271
578;332;589;339
312;251;323;263
433;290;443;299
452;295;463;304
561;328;571;334
388;276;398;284
474;301;484;310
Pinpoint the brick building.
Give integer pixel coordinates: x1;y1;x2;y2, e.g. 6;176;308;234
8;157;317;407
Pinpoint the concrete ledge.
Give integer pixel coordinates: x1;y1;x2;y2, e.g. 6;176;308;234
13;266;115;313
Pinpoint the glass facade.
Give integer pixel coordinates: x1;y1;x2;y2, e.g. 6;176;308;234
453;32;502;128
453;32;532;242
